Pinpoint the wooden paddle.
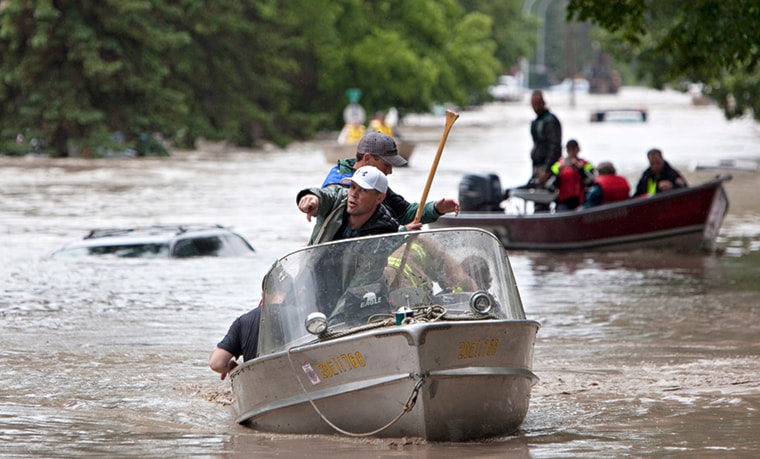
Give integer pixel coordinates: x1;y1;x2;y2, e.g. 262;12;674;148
413;109;460;223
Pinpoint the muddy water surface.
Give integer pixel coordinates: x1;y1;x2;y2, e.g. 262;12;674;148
2;87;759;458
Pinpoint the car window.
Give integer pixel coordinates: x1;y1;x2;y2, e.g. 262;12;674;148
87;244;169;258
173;236;224;258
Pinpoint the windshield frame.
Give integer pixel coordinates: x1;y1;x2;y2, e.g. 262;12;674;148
257;228;526;356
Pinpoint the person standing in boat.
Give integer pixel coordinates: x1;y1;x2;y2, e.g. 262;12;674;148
633;148;688;197
321;131;459;225
550;139;595;211
583;161;631;208
527;90;562;211
298;165;418;245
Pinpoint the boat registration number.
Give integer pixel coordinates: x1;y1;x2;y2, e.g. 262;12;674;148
458;338;499;359
316;352;366;379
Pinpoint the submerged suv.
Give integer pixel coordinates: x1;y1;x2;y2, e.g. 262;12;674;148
53;225;255;258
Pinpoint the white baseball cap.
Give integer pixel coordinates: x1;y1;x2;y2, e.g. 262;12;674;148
341;166;388;193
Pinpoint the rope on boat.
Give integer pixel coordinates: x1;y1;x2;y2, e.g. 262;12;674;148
319;317;395;340
287;345;426;437
316;303;493;343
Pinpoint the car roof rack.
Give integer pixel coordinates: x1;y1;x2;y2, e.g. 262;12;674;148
84;224;227;239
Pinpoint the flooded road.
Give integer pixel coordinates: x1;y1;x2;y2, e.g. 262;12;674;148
1;87;759;458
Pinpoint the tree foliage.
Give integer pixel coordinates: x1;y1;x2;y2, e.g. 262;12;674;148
568;0;760;120
0;0;522;156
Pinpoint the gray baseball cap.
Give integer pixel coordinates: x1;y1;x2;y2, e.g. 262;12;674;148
356;132;407;167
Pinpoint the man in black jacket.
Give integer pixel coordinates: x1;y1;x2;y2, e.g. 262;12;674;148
633;148;688;197
530;90;563;181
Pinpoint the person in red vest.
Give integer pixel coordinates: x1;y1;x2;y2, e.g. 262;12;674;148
583;161;630;208
550;139;595;211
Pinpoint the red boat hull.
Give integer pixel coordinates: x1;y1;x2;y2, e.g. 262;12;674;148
430;177;730;252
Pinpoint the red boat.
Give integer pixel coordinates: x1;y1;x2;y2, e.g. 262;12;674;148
429;176;731;252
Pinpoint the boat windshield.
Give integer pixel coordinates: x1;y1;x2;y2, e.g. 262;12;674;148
257;228;526;355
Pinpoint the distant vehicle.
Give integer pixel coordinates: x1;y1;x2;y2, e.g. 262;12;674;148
52;225;255;258
590;109;648;123
549;78;590;93
488;75;525;102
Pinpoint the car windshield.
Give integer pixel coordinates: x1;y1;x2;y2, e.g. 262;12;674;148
257;228;526;355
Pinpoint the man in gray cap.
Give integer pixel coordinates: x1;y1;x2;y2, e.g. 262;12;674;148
320;131;459;225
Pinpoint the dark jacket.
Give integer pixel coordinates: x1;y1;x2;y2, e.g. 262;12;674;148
530;110;562;170
633;161;687;197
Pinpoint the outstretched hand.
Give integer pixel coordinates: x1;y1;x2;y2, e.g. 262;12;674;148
434;198;460;216
298;195;319;222
405;222;423;232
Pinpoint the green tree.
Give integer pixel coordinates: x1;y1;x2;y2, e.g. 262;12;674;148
461;0;536;76
304;0;502;123
0;0;514;156
567;0;760;120
0;1;192;156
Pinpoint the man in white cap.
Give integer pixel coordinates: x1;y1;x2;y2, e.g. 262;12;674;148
298;165;410;245
321;131;459;225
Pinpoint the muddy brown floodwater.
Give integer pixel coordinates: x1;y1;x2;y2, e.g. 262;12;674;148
1;87;759;458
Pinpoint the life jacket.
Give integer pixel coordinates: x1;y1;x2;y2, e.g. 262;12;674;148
551;158;588;203
369;120;395;137
344;125;365;144
596;174;630;203
386;243;428;289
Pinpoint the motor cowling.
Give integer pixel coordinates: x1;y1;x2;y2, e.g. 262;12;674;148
459;173;503;212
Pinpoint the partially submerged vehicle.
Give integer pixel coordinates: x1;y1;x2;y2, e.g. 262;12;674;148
229;228;539;441
52;224;255;258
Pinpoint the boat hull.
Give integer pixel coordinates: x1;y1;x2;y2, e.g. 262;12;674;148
230;320;539;441
321;142;415;165
431;177;730;252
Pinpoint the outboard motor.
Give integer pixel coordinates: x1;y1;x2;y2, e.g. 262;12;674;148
459;173;503;212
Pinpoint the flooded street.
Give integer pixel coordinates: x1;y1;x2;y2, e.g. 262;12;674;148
1;87;759;458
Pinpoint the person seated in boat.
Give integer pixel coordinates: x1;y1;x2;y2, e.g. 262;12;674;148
550;139;595;211
633;148;688;197
369;110;396;138
583;161;631;208
298;165;421;245
384;238;478;307
337;121;365;145
320;131;459;225
460;255;493;290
